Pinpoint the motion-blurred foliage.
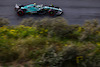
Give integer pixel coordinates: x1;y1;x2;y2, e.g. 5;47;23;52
0;18;9;27
0;17;100;67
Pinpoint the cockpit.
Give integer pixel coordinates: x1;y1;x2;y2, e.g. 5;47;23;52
36;4;43;8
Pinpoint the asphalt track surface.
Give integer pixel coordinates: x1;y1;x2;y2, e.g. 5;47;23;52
0;0;100;25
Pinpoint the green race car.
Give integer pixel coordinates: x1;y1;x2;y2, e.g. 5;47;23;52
15;3;63;16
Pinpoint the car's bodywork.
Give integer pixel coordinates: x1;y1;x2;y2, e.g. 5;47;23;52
15;3;63;16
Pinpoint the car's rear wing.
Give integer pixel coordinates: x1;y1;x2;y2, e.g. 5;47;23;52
15;4;19;9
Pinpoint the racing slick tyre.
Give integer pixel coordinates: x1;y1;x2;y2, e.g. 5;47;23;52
38;9;46;15
17;10;24;16
48;10;55;16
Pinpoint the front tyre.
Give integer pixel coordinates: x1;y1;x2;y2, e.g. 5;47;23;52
48;10;55;16
17;10;24;16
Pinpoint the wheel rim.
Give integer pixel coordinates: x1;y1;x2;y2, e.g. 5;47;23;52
49;11;55;16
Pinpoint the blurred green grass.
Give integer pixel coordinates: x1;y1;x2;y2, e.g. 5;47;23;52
0;17;100;67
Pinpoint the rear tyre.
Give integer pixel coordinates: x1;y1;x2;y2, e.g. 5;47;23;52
17;10;24;16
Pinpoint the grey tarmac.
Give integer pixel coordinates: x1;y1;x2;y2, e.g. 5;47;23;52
0;0;100;25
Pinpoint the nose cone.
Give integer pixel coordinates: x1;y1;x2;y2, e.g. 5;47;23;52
59;8;62;11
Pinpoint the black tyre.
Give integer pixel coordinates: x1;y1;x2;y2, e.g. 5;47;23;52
17;10;24;16
48;10;55;16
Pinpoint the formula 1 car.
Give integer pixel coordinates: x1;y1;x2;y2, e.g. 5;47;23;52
15;3;63;16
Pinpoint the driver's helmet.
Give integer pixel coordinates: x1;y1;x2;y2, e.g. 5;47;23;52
50;4;54;7
51;4;53;6
34;3;36;5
